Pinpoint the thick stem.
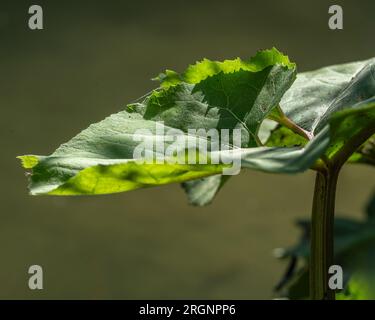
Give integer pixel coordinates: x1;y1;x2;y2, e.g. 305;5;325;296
310;168;339;300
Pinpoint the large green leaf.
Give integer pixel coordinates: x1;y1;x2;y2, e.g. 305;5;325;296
19;49;301;196
188;58;375;205
274;192;375;300
18;52;375;199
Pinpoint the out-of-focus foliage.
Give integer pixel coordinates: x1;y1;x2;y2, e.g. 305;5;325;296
275;192;375;300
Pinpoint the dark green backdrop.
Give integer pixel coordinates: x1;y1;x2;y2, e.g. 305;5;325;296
1;0;374;299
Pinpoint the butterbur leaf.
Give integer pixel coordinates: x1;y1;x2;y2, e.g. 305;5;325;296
18;51;375;202
275;193;375;300
19;48;302;197
273;57;375;161
279;58;375;132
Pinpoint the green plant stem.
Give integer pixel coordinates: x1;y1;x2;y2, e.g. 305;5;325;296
309;122;374;300
310;167;339;300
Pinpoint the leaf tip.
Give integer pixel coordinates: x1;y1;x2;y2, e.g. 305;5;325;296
17;155;39;169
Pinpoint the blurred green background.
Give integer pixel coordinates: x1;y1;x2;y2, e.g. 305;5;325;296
1;0;374;299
